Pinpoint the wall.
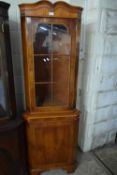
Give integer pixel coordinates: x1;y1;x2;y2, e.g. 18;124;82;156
78;0;117;151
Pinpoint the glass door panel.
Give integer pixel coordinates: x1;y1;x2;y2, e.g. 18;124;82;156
33;24;51;54
52;24;71;55
52;24;71;106
34;55;51;82
0;26;10;118
53;56;70;106
35;84;52;106
33;23;52;106
33;21;71;107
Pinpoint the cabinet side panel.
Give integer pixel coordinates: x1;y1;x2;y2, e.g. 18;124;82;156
75;20;82;106
69;19;81;107
69;20;77;107
21;17;32;111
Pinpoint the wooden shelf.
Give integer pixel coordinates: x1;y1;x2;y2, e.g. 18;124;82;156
34;53;70;57
34;54;50;56
35;82;56;85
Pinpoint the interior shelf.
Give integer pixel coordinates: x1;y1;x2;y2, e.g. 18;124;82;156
35;82;56;84
34;54;70;57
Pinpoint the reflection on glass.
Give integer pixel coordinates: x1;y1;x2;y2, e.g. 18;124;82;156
34;56;51;82
53;25;71;55
33;22;71;107
53;56;69;106
0;46;9;118
33;24;51;54
35;84;52;106
0;80;7;117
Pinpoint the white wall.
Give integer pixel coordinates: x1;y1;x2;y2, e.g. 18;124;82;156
78;0;117;151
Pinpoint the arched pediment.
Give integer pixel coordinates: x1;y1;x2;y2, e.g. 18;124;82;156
19;0;83;19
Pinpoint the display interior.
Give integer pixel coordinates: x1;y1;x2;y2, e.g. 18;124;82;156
33;22;71;107
0;29;10;118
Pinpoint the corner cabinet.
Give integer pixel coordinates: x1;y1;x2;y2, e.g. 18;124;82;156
19;1;82;175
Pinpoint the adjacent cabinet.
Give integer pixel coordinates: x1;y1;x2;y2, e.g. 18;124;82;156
0;2;26;175
19;1;82;175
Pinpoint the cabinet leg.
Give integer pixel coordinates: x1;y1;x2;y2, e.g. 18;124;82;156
67;168;74;174
67;169;75;174
66;164;77;174
30;171;41;175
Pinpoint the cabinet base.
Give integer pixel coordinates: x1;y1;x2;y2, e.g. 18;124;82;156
24;110;80;175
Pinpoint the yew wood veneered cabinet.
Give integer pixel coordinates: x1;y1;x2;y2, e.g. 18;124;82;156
19;1;82;175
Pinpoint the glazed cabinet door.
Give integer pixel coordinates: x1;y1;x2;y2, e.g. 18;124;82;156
0;19;10;119
25;17;77;110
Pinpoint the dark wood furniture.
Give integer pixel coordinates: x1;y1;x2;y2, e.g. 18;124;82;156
0;119;26;175
0;2;26;175
19;1;82;175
